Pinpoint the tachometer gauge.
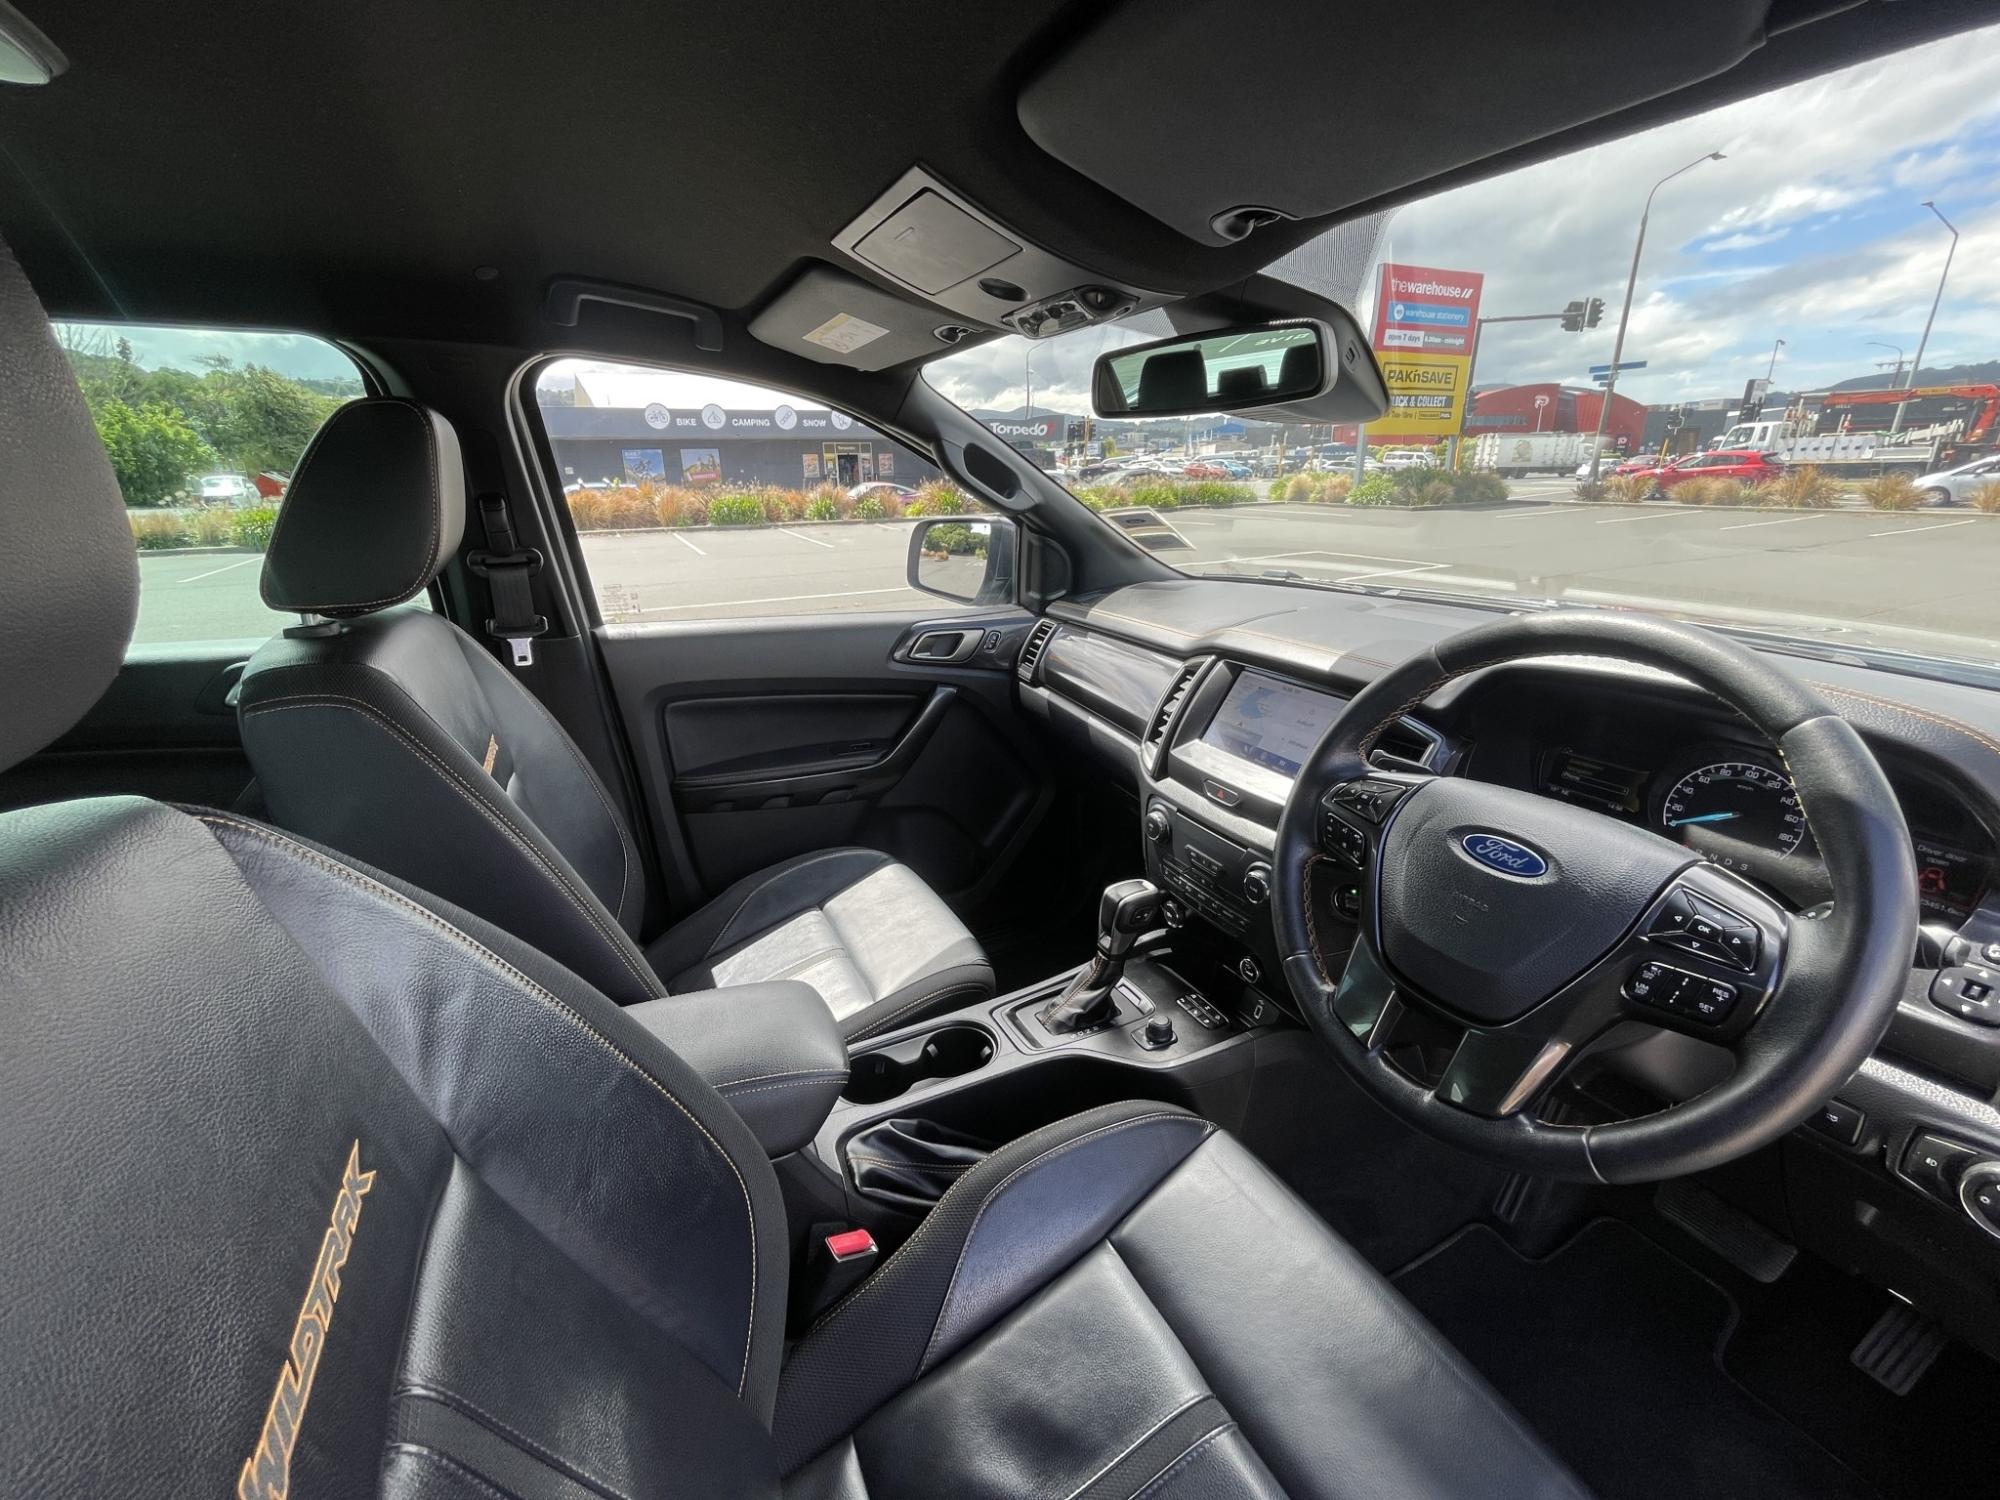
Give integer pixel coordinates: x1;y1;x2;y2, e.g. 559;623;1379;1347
1661;761;1806;859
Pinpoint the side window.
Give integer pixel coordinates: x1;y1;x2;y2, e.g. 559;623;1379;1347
57;321;380;648
533;358;984;623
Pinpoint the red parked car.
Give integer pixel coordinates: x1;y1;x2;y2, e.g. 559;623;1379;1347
1633;448;1785;492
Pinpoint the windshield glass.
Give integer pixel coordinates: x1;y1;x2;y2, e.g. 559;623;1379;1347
926;22;2000;672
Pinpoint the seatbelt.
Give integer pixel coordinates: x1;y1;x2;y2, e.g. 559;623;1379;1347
467;493;548;668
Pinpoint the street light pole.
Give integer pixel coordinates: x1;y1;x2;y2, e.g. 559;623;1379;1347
1892;200;1959;436
1765;336;1785;381
1866;340;1905;388
1588;150;1725;482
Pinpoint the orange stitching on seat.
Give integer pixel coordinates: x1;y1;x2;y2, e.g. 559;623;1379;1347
194;812;759;1396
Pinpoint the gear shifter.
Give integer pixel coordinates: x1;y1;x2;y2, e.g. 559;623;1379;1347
1038;878;1163;1034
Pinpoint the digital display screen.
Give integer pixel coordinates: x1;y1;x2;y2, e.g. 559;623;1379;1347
1914;838;1990;922
1201;670;1343;777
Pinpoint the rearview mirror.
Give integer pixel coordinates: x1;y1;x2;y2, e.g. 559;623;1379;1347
906;516;1016;605
1092;322;1327;419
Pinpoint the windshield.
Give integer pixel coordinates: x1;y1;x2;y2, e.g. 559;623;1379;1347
926;22;2000;673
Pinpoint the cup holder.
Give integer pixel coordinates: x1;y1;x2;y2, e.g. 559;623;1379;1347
842;1022;996;1105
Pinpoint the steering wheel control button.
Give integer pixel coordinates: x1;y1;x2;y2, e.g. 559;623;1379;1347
1328;778;1406;824
1624;960;1679;1008
1806;1097;1867;1148
1688;980;1739;1024
1931;965;2000;1026
1319;813;1369;869
1647;888;1760;971
1624;961;1736;1025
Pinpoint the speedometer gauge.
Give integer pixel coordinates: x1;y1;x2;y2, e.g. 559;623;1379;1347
1661;761;1806;859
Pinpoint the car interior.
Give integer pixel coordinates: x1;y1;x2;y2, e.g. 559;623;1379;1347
5;3;2000;1498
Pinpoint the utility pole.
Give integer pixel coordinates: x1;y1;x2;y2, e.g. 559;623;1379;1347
1766;336;1785;382
1588;150;1725;482
1866;341;1905;389
1893;200;1958;436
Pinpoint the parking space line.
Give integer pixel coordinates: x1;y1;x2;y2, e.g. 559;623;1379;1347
672;532;707;556
176;556;261;583
1717;514;1822;532
1595;510;1687;525
1866;518;1977;539
779;526;835;550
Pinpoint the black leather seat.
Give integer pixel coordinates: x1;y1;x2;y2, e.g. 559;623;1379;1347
234;398;993;1040
0;243;1590;1500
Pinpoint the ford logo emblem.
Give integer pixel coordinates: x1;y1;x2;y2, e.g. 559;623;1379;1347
1460;833;1549;878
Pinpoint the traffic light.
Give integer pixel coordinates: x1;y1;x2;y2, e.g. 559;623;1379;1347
1585;297;1605;329
1560;299;1585;332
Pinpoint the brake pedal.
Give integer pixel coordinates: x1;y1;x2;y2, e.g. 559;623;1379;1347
1653;1178;1797;1284
1851;1300;1947;1396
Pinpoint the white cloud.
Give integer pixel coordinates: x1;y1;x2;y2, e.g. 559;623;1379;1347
1699;228;1789;252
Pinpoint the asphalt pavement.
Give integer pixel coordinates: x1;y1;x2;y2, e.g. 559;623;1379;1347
130;484;2000;660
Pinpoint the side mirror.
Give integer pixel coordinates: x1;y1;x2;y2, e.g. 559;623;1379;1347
906;516;1016;605
1093;321;1328;419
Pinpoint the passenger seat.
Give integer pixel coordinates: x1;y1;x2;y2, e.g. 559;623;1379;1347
236;398;993;1039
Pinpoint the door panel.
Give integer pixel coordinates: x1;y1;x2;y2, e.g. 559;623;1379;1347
597;611;1046;914
0;644;255;813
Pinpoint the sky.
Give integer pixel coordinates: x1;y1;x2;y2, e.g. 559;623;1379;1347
928;20;2000;416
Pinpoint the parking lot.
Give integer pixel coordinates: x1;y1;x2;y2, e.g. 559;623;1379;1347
132;480;2000;658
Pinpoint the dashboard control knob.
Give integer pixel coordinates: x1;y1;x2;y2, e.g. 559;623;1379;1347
1237;955;1261;985
1161;899;1186;928
1144;808;1171;843
1961;1161;2000;1240
1141;1015;1177;1050
1243;862;1272;906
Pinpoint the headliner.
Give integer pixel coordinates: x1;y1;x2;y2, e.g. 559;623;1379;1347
0;0;1991;362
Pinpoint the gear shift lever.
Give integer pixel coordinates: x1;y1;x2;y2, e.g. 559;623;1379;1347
1038;879;1163;1034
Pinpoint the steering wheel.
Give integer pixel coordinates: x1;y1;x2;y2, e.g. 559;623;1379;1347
1274;612;1918;1184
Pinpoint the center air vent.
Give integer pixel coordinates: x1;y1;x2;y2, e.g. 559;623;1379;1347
1145;658;1211;775
1016;618;1058;684
1371;716;1444;771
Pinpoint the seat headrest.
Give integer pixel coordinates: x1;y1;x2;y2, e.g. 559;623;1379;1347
1135;348;1206;412
1215;365;1269;402
0;240;138;775
260;397;466;617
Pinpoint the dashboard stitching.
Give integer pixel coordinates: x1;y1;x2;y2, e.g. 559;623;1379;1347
1813;682;2000;764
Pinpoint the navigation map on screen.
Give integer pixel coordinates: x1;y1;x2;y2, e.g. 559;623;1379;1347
1200;670;1341;777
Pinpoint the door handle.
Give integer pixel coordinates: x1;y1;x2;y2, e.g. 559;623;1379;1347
900;628;981;665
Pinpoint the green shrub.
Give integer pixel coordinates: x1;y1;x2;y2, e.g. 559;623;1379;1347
1346;473;1398;506
1670;477;1755;507
1070;486;1112;511
1601;474;1655;505
803;497;839;521
708;493;766;526
130;511;193;549
759;488;803;523
1123;481;1180;509
1449;469;1509;505
1969;481;2000;514
230;506;280;549
906;481;968;517
853;496;889;521
1764;465;1840;509
187;507;235;545
1858;474;1919;511
925;523;988;557
1282;473;1314;502
1311;474;1353;504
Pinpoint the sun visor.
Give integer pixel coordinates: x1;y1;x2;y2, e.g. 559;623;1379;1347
1018;0;1768;246
748;264;965;370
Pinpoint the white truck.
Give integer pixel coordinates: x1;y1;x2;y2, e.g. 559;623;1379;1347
1471;431;1611;477
1707;418;1944;467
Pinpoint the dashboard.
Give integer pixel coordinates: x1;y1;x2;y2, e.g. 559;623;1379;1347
1015;580;2000;1353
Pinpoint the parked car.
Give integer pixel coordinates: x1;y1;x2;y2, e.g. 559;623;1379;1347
1910;454;2000;506
195;472;256;505
1379;449;1435;471
1655;449;1785;491
847;481;917;502
1181;461;1229;479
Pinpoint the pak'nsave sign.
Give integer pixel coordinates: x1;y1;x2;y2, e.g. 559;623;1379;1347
1370;263;1484;441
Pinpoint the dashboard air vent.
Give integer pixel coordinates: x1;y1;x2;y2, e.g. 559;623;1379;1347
1145;657;1210;773
1371;715;1444;770
1016;618;1058;684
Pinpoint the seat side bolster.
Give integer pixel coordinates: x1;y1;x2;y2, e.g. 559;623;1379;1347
770;1101;1214;1474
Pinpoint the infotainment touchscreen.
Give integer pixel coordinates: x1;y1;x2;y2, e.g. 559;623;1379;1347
1200;670;1343;777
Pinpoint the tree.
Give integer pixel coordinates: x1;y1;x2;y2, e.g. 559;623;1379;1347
200;365;340;475
92;400;215;507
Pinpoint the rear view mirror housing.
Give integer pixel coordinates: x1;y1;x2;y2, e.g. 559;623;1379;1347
906;516;1016;605
1091;309;1388;425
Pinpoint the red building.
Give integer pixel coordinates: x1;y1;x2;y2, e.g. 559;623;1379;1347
1466;384;1647;452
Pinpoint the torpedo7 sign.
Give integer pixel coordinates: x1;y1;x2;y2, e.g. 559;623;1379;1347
1370;264;1484;440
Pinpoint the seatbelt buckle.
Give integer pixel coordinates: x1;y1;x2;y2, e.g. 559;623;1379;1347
465;547;548;667
790;1223;880;1328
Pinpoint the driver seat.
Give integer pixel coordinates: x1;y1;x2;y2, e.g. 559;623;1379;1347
0;242;1589;1500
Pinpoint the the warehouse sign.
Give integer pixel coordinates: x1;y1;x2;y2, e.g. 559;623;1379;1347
1370;262;1484;440
628;405;861;437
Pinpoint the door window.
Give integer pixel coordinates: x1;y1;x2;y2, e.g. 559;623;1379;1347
533;358;982;623
58;322;374;647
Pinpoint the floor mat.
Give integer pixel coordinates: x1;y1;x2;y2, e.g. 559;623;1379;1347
1394;1219;1878;1500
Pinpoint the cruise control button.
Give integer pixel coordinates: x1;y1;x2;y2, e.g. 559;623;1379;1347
1687;981;1738;1024
1624;961;1684;1010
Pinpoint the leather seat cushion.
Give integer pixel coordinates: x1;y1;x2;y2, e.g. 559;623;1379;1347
647;848;994;1040
778;1106;1589;1500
